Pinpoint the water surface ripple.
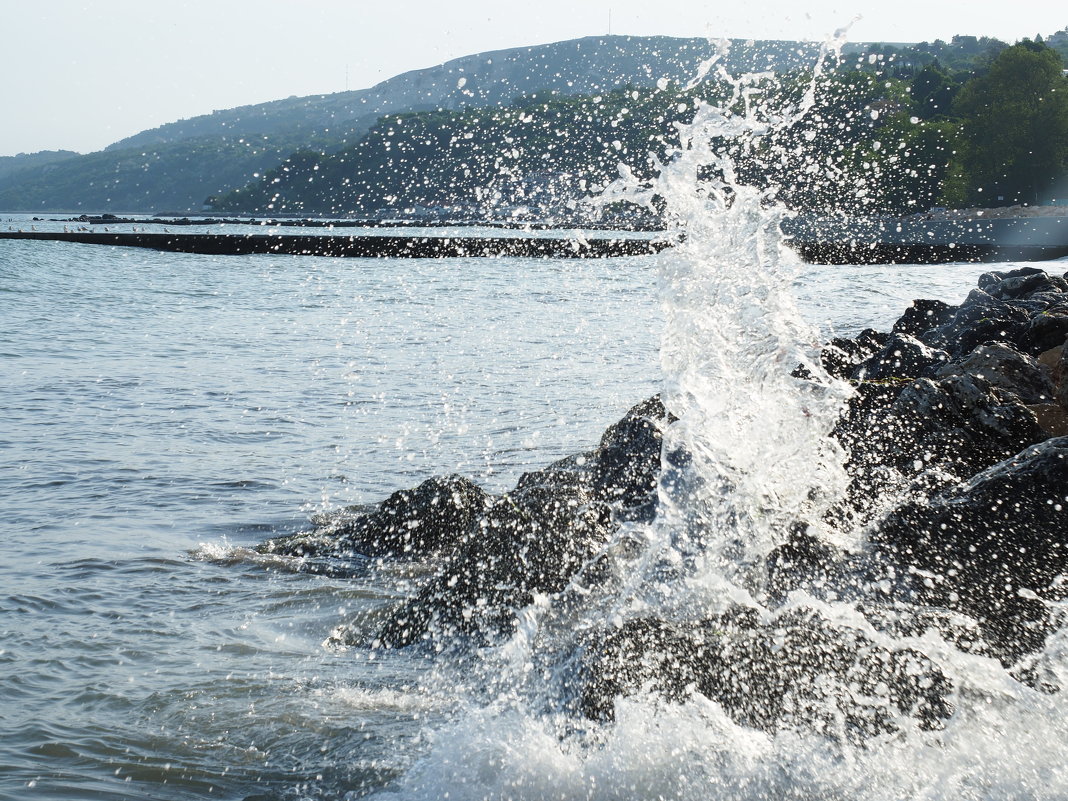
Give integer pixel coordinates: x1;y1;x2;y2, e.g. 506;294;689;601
0;223;1029;799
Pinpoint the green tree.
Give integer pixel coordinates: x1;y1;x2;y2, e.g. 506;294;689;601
909;60;959;120
952;40;1068;205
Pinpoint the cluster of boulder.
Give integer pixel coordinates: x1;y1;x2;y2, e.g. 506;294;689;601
259;265;1068;737
821;266;1068;658
262;394;668;646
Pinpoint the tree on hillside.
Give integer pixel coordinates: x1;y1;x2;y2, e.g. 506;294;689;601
745;70;957;215
909;61;959;120
950;40;1068;205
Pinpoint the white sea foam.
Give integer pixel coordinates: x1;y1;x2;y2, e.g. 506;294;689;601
377;685;1068;801
325;685;450;714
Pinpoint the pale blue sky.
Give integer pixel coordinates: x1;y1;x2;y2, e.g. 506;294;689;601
2;0;1064;157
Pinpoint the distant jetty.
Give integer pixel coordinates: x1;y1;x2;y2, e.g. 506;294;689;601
0;230;669;259
4;212;1068;263
784;213;1068;264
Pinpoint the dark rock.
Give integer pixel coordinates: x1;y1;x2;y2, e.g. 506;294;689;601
1020;310;1068;354
841;374;1045;484
259;474;491;558
819;328;889;381
376;482;614;647
878;271;1068;359
978;267;1068;300
578;606;952;740
374;397;671;647
936;342;1054;404
510;395;669;519
588;394;671;518
255;265;1068;684
852;332;949;381
919;288;1033;358
765;526;848;599
873;437;1068;658
891;298;956;338
856;602;992;658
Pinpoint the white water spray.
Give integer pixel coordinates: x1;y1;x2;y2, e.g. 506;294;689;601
372;35;1068;801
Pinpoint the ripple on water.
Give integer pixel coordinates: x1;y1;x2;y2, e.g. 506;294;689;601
4;225;1061;799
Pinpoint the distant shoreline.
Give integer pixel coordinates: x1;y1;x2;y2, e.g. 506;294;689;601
4;203;1066;228
5;212;667;233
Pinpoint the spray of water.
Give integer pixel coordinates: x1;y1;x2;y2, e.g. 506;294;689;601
370;35;1068;801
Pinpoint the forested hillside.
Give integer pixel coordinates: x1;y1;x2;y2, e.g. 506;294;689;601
0;150;78;185
0;35;837;214
4;32;1067;215
211;38;1068;218
0;137;302;213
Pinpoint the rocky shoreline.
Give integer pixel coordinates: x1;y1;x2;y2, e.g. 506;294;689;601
260;265;1068;736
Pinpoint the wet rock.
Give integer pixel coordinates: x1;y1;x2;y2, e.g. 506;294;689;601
1019;310;1068;354
257;267;1068;676
919;288;1033;359
259;474;491;558
936;342;1054;404
819;328;888;381
258;395;666;570
374;397;670;647
891;298;956;338
977;266;1068;300
578;606;953;740
852;332;949;382
376;482;614;647
765;527;849;600
839;374;1045;487
873;437;1068;658
856;602;992;658
588;394;671;518
911;269;1068;357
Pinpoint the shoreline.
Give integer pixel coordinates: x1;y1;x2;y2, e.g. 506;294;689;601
4;225;1068;263
264;264;1068;729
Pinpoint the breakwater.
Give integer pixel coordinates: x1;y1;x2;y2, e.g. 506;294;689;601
785;213;1068;263
6;216;1068;262
0;230;669;259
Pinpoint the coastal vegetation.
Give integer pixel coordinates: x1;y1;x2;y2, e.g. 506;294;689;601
2;33;1066;216
210;37;1068;218
0;135;311;213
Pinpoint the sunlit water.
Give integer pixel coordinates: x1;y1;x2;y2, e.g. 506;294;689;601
5;209;1059;799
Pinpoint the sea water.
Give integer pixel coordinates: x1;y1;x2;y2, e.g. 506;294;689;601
5;207;1063;799
0;227;662;799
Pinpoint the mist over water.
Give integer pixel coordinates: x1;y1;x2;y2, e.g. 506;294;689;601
4;40;1068;801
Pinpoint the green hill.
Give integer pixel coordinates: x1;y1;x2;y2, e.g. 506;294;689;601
0;35;856;214
212;39;1068;218
5;32;1067;215
0;137;299;213
0;150;79;186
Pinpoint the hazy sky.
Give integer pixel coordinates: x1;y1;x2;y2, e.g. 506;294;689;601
2;0;1065;157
